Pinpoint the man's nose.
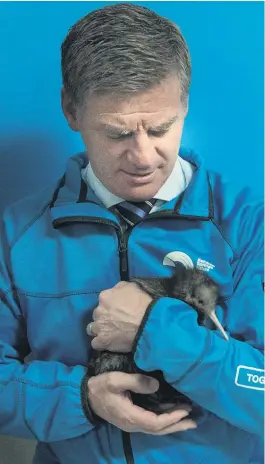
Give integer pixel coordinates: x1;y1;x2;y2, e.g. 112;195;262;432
127;132;155;168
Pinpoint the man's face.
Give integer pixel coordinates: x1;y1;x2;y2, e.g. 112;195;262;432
62;76;187;201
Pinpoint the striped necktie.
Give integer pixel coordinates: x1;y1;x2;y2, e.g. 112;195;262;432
115;199;156;226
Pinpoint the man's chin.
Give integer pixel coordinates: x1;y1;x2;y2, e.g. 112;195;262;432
113;183;161;202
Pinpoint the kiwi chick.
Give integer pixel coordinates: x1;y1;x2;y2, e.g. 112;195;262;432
87;267;227;413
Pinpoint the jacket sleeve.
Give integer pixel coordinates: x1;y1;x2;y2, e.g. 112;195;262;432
0;220;97;443
132;193;264;436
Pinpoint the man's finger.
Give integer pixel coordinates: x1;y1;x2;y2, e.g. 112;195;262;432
92;306;111;322
92;306;101;321
155;403;192;414
91;335;110;350
154;408;194;429
145;418;197;435
114;281;129;289
110;373;159;394
127;403;196;434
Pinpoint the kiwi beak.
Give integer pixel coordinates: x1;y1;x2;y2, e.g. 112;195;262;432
209;312;229;341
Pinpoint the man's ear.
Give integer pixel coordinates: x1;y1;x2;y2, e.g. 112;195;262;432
61;88;79;132
184;95;189;118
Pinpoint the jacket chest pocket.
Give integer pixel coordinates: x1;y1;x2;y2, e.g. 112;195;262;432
22;292;103;366
14;231;121;295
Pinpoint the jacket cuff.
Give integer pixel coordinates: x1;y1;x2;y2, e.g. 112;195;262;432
80;371;104;427
132;297;211;382
131;298;159;357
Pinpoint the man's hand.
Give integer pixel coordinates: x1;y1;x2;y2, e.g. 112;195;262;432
87;371;197;435
88;281;152;352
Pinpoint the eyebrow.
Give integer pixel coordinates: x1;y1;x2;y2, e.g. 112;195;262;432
99;114;179;135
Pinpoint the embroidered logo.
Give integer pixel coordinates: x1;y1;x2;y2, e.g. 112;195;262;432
235;366;265;390
196;258;215;272
163;251;194;269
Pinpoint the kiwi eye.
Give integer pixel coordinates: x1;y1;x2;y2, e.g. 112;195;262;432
198;299;204;305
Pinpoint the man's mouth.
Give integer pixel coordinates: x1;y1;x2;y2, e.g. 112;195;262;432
126;171;153;177
122;170;156;184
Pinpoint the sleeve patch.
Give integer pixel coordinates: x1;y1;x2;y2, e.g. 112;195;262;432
235;366;265;390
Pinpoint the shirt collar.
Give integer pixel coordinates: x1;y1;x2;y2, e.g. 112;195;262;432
81;155;194;209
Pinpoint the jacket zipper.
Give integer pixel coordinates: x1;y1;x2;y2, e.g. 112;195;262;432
53;215;134;464
117;229;135;464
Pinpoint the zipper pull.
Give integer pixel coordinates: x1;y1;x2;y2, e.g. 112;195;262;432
119;233;128;276
121;253;128;273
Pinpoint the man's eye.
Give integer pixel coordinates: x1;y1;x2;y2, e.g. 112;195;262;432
108;130;168;140
108;133;131;140
148;130;168;137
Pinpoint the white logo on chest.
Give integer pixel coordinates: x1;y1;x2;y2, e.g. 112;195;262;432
163;252;215;272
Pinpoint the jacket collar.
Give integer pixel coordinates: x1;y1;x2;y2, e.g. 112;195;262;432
50;148;214;228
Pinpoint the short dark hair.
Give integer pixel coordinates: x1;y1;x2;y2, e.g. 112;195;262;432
61;3;191;110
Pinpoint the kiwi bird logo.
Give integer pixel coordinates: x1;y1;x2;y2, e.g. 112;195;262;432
163;251;194;269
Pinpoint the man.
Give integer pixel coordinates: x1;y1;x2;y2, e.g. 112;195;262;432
0;3;263;464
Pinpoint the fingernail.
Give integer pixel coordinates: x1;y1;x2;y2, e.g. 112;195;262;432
189;423;197;429
183;405;192;412
148;378;159;389
172;405;192;413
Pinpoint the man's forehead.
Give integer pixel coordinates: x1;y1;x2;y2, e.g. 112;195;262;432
97;113;179;131
85;76;183;127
